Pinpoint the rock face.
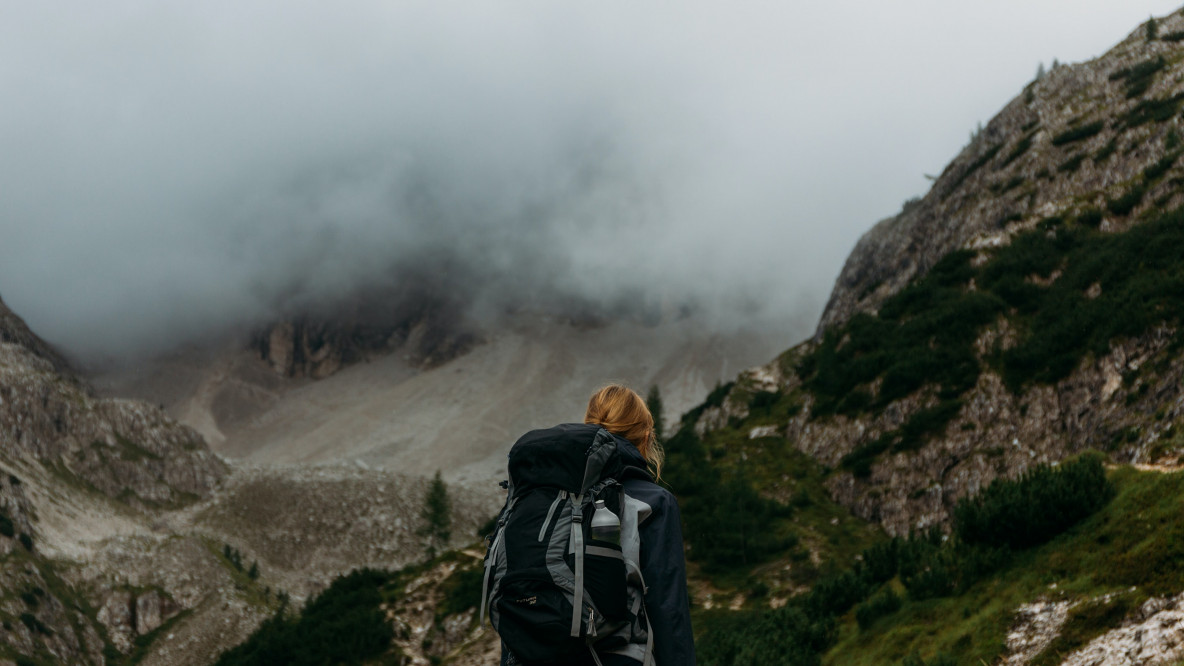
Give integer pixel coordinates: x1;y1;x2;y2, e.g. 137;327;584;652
0;340;226;509
0;470;109;664
817;17;1184;337
0;294;73;377
253;285;480;378
0;296;240;663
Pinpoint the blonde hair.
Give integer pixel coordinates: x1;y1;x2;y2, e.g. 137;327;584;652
584;384;664;480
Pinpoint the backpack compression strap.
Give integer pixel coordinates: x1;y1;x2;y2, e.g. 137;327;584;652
569;492;586;637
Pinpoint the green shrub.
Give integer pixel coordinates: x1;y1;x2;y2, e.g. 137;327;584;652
696;606;832;666
1075;208;1104;228
802;250;997;423
748;390;782;414
1058;154;1086;173
804;570;872;618
897;530;1008;600
855;587;902;630
664;427;795;573
1120;93;1184;128
902;652;956;666
1110;56;1166;98
0;514;14;538
19;613;51;636
1051;121;1105;146
1001;135;1034;167
1143;151;1179;181
1093;138;1119;162
953;453;1113;550
215;568;393;666
1108;180;1146;213
437;565;484;619
861;538;902;584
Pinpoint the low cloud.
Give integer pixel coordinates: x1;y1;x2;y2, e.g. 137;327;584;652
0;1;1176;361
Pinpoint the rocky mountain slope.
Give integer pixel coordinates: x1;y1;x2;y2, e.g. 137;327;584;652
0;294;494;664
696;10;1184;536
655;9;1184;666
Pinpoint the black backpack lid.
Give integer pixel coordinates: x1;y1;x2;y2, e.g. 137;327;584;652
508;423;637;494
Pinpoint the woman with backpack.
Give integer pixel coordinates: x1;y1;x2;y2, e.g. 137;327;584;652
484;384;696;666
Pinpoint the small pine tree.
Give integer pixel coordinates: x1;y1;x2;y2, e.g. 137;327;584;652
646;384;665;442
419;471;452;558
248;561;259;580
1035;61;1046;81
1148;16;1159;41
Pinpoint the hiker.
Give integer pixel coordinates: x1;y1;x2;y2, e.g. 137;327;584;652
483;384;695;666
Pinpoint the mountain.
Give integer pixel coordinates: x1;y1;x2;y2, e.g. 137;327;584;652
670;9;1184;665
697;11;1184;535
0;294;503;664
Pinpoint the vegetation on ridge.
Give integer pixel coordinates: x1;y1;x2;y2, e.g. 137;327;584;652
795;200;1184;474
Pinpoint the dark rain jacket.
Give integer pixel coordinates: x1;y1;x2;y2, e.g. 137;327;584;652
499;424;696;666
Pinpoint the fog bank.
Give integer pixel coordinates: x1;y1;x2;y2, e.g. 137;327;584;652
0;1;1176;360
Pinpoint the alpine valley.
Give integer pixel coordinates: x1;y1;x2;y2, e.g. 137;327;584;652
9;9;1184;666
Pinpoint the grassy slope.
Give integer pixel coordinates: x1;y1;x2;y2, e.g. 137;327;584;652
824;465;1184;665
664;396;886;601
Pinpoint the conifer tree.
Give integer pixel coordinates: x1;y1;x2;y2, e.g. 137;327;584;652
419;471;452;558
1148;15;1159;41
248;561;259;580
646;384;665;441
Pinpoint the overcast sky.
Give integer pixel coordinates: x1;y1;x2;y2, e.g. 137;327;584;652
1;1;1179;361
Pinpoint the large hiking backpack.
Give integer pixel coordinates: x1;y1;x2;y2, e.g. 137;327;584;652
481;424;654;666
